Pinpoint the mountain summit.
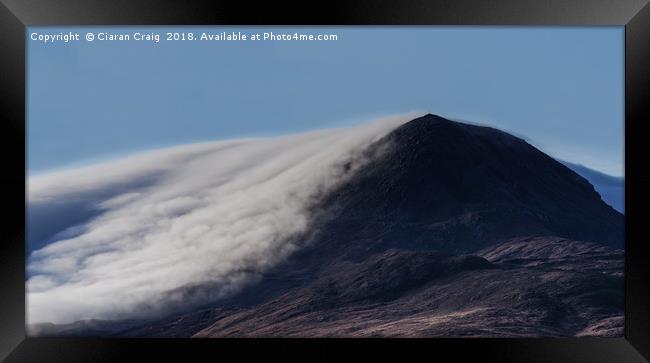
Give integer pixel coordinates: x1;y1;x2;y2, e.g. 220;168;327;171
307;113;623;260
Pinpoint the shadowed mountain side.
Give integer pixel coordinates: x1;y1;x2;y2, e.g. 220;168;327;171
113;237;621;338
27;319;144;337
189;238;622;338
302;114;623;259
209;114;625;307
478;236;624;273
41;237;621;338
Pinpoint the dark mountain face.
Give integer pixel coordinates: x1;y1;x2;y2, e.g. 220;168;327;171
307;114;622;257
35;114;625;338
116;237;623;338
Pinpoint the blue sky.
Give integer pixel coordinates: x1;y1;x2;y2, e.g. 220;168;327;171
27;26;624;176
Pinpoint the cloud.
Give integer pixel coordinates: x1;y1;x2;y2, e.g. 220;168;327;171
27;114;412;325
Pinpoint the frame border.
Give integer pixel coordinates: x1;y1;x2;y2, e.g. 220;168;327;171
1;0;648;361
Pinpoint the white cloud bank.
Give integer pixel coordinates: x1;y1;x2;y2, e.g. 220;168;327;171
27;115;412;325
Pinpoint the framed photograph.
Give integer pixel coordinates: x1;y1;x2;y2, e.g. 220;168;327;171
1;0;648;361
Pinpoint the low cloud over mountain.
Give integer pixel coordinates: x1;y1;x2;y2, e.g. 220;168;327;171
27;114;624;337
27;115;412;324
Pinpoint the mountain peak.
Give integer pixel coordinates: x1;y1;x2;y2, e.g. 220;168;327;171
389;113;515;148
411;113;452;123
314;114;624;255
395;113;457;132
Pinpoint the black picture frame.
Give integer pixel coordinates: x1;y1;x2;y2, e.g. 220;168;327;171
1;0;648;361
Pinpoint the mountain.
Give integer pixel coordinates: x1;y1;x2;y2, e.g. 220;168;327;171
190;237;622;338
112;237;623;338
299;114;623;260
34;114;624;337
